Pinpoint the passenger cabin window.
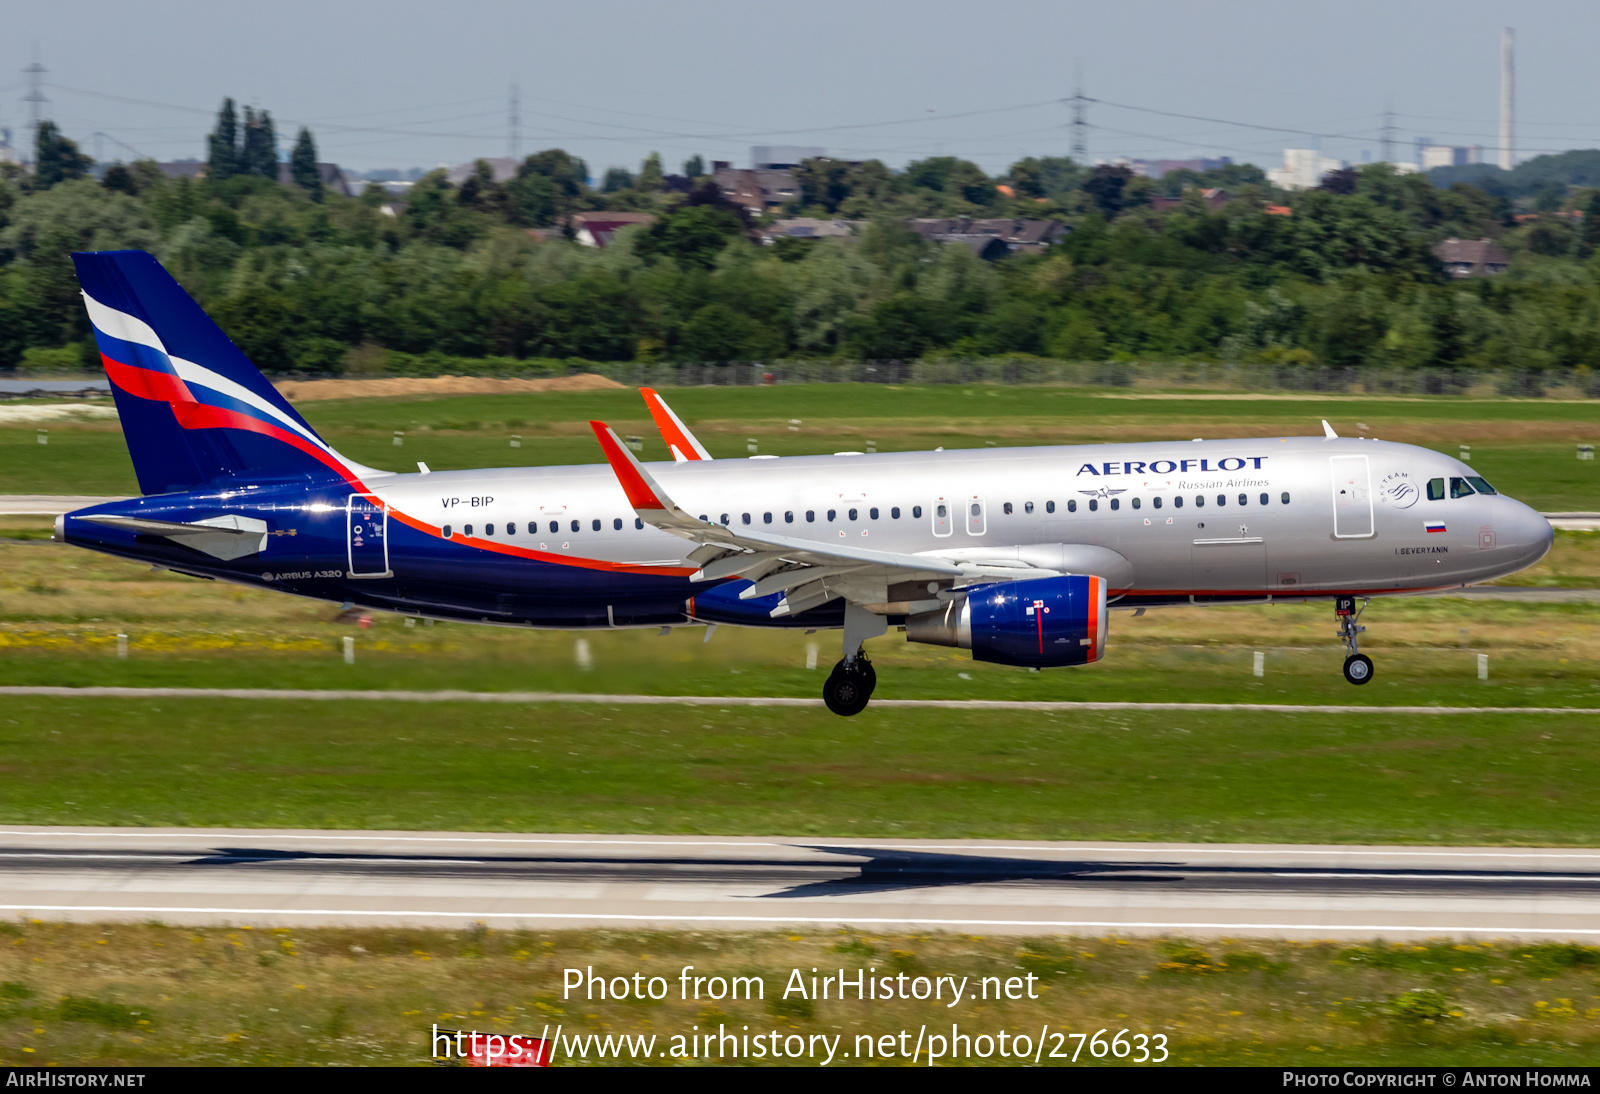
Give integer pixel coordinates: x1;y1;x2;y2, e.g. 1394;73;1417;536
1280;492;1290;504
806;510;815;522
913;505;923;518
870;507;879;520
1466;476;1497;495
635;518;644;530
1153;496;1162;509
592;519;601;531
741;513;751;525
932;502;951;535
613;518;623;530
571;520;580;533
1215;495;1226;507
1003;502;1014;515
507;522;517;535
549;520;559;534
1088;499;1098;512
1449;477;1475;499
1045;501;1055;514
763;512;772;524
1131;497;1140;509
1109;498;1119;511
891;507;901;519
1238;494;1247;506
1173;497;1183;509
443;525;453;538
464;524;474;536
1067;500;1076;513
1195;496;1205;508
848;508;858;521
486;523;495;536
720;514;730;525
785;512;794;523
1427;478;1446;501
1259;493;1268;505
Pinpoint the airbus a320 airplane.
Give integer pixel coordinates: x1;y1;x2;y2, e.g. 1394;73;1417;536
58;251;1553;715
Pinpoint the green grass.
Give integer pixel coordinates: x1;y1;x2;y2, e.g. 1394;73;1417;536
4;695;1600;843
2;385;1597;510
9;924;1600;1066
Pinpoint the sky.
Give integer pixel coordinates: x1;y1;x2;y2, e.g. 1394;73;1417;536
0;0;1592;179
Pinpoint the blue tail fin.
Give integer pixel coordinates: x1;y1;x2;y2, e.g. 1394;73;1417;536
73;249;358;495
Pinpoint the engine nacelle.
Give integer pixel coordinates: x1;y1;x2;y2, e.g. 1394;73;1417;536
905;575;1107;668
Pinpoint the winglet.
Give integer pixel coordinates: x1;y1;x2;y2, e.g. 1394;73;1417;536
1322;419;1338;439
641;388;712;461
590;421;670;511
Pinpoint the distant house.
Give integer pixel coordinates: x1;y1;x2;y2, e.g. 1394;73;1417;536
712;163;800;212
1434;238;1510;278
906;217;1068;256
155;160;207;180
1149;188;1232;214
276;162;355;197
568;211;656;248
760;217;862;244
446;157;519;185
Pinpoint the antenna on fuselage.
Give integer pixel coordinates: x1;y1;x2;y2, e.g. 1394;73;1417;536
1322;420;1339;439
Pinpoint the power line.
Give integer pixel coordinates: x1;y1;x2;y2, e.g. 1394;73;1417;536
507;83;520;160
1092;97;1373;143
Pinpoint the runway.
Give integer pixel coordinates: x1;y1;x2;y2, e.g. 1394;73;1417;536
4;827;1600;940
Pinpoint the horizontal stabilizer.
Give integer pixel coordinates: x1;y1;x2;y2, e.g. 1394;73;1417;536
78;512;269;561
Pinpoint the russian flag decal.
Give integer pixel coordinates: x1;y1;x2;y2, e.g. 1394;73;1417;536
1425;521;1447;533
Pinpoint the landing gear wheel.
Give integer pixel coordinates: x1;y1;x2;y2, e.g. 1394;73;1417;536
823;667;872;716
1343;653;1374;685
856;657;876;698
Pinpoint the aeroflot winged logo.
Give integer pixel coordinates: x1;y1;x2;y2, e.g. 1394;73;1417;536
1077;457;1269;476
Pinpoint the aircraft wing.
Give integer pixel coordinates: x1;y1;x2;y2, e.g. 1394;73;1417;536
590;422;1043;617
641;388;712;462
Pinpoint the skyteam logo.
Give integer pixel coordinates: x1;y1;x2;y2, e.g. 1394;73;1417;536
1077;457;1268;476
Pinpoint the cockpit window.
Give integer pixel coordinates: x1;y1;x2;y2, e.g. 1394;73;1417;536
1449;476;1476;499
1427;478;1445;501
1465;476;1498;495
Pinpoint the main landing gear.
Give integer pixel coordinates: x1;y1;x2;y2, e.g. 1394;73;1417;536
1335;595;1374;686
823;655;876;716
823;602;888;716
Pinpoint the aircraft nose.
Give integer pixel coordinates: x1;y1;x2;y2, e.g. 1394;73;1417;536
1512;502;1555;563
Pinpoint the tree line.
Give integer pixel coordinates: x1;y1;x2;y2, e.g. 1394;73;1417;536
4;99;1600;381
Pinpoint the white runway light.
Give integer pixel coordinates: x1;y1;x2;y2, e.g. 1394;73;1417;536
343;636;355;665
1478;653;1489;681
575;638;593;671
805;643;818;670
1252;651;1264;677
116;634;128;660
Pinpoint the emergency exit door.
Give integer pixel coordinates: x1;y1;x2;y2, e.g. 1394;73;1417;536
347;494;392;578
1330;455;1374;539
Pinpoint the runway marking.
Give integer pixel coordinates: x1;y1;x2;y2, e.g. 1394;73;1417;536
3;904;1600;936
4;831;1600;859
1;686;1597;716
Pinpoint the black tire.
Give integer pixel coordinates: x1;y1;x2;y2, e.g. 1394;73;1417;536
823;667;872;716
858;658;877;698
1342;653;1374;685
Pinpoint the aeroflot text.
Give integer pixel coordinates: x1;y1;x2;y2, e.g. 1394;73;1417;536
1077;457;1269;476
1284;1073;1591;1087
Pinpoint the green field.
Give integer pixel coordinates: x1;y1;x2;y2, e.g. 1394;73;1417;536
10;924;1600;1067
3;384;1599;509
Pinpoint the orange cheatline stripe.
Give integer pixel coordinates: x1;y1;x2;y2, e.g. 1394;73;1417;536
588;421;666;511
641;388;706;460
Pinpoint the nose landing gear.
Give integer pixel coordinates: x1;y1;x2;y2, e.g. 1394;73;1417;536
1335;595;1374;685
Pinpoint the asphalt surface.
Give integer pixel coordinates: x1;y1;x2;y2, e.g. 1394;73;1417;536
4;827;1600;940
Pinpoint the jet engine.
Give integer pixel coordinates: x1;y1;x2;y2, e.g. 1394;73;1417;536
905;574;1107;668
